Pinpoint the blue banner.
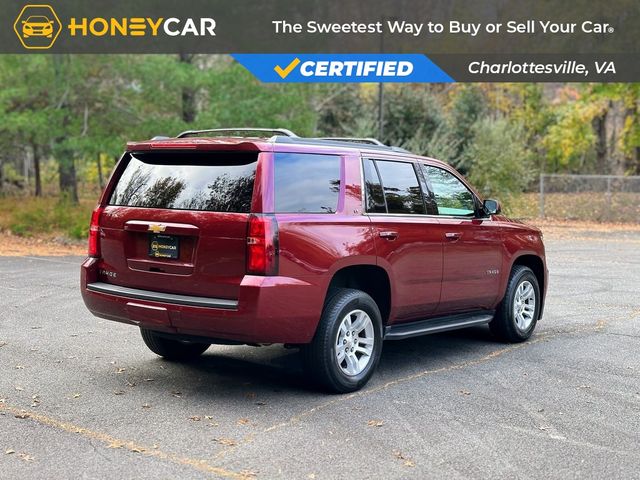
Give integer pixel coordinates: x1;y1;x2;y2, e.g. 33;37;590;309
232;54;455;83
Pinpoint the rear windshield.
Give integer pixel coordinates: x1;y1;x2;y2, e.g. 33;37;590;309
109;152;257;212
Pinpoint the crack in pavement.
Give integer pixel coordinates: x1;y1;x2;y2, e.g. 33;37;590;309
0;403;252;480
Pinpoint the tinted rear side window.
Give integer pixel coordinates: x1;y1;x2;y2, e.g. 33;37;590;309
109;152;257;212
375;160;426;214
363;159;386;213
274;153;340;213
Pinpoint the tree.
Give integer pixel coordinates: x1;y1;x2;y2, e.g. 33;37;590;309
467;118;534;202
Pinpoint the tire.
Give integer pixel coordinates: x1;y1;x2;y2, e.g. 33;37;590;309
140;328;210;361
302;288;383;393
490;265;541;343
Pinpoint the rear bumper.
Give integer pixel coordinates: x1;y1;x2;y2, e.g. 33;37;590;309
80;258;324;344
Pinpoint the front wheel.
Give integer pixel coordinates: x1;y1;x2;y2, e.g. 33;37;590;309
303;288;383;393
490;266;540;343
140;328;210;361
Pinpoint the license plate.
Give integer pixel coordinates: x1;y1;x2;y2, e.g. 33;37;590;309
148;234;179;259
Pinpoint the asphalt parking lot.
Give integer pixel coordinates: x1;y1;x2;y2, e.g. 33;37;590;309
1;225;639;479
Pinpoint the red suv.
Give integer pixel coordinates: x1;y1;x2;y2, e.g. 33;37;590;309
81;128;547;393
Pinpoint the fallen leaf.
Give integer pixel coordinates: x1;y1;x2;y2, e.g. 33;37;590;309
393;450;415;467
114;390;125;396
15;386;23;391
189;416;201;422
367;420;384;427
127;381;137;388
0;341;7;347
142;404;151;409
171;391;182;398
204;415;214;420
14;412;30;419
5;449;15;455
213;438;237;447
115;368;126;374
19;453;34;462
73;393;81;398
14;365;24;370
237;418;250;426
459;390;471;396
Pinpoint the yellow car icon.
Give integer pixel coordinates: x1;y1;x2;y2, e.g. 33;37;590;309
22;15;54;38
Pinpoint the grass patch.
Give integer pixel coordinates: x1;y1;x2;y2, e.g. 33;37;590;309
0;196;94;240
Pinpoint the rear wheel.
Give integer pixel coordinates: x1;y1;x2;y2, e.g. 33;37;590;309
303;288;383;393
490;266;540;342
140;328;210;361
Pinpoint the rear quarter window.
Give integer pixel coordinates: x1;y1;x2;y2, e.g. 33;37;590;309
274;153;341;213
109;152;257;213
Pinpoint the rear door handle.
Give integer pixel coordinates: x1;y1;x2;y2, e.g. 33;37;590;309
445;232;462;241
379;231;399;241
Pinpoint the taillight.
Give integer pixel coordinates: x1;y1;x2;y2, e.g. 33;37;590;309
246;214;279;275
88;206;104;258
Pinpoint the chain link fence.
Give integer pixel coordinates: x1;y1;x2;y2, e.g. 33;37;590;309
538;174;640;223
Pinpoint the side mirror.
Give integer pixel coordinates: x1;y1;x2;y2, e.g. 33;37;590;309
483;199;501;215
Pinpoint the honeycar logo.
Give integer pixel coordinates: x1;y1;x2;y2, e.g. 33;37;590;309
14;4;62;49
13;4;217;48
67;16;216;37
232;54;455;83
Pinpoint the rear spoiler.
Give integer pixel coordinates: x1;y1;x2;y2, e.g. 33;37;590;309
126;138;265;152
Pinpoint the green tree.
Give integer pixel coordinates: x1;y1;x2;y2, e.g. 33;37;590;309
467;118;534;203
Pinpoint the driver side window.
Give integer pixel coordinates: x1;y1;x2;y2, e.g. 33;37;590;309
423;165;476;216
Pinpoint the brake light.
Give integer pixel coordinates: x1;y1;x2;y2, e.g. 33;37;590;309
246;214;279;275
88;206;104;257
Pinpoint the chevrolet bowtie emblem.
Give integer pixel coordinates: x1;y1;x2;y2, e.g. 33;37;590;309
148;224;166;233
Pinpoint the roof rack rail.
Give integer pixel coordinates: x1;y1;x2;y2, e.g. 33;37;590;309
317;137;386;146
274;136;411;153
177;128;298;139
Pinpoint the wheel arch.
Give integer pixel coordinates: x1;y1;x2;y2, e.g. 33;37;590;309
510;254;546;316
325;264;392;325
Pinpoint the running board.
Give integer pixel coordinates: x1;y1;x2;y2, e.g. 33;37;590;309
384;311;494;340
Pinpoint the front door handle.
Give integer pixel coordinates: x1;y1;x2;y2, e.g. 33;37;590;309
379;231;399;241
445;232;462;241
